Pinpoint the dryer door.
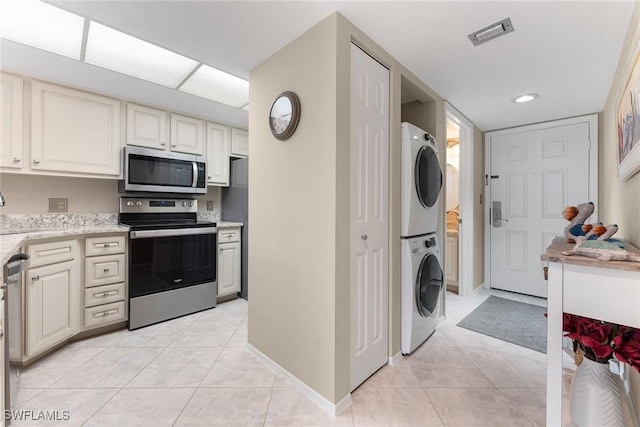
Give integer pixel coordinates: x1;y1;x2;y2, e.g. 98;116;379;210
415;253;443;317
414;145;442;208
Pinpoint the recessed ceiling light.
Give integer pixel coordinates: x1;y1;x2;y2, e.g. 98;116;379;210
84;22;199;88
179;64;249;108
0;0;85;60
512;93;539;103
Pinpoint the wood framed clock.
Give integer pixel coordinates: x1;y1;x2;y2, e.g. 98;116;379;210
269;91;300;140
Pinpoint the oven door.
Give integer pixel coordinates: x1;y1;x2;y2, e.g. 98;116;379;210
129;227;216;298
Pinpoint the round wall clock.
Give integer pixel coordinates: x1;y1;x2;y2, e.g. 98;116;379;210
269;91;301;140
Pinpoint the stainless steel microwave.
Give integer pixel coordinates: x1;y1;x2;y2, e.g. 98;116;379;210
123;146;207;194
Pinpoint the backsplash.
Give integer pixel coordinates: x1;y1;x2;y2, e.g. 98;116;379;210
196;211;220;222
0;213;118;230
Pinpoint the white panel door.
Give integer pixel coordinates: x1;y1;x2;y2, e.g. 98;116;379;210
206;122;231;186
126;103;169;150
0;73;24;169
170;113;205;155
31;81;121;176
489;120;592;297
26;260;79;357
350;43;389;390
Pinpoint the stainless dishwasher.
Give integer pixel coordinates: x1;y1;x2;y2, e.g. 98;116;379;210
4;253;29;424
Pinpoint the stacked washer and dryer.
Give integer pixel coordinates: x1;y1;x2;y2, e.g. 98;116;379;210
401;122;444;355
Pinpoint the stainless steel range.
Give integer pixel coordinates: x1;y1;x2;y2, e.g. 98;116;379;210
119;197;217;330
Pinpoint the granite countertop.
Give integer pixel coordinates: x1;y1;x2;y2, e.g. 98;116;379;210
541;237;640;273
1;224;129;271
217;221;243;228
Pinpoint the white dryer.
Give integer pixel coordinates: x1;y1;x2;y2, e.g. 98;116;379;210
401;122;442;237
401;233;444;354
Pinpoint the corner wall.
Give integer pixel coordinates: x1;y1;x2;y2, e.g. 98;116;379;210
473;126;485;288
601;0;640;410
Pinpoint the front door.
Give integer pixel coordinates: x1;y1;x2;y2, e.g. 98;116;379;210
487;116;596;297
350;43;389;390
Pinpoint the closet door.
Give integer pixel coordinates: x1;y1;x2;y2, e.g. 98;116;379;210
350;43;389;390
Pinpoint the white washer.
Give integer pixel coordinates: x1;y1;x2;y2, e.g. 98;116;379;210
401;122;442;237
401;233;444;354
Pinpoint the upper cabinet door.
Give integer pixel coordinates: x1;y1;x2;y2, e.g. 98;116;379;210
31;81;121;176
170;113;205;155
206;122;230;186
231;128;248;158
126;103;169;150
0;73;24;169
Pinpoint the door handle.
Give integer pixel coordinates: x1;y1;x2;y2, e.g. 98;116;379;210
492;201;506;227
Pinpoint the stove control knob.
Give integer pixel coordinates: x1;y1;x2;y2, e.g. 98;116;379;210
188;202;193;207
181;201;187;207
135;201;143;207
126;201;134;207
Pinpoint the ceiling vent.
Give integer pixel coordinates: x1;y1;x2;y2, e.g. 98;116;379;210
468;18;514;46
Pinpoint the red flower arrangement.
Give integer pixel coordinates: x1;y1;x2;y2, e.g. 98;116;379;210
562;313;640;372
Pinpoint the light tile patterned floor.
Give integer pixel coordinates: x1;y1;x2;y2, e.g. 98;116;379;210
10;289;550;426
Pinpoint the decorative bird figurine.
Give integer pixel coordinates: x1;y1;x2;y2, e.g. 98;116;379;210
563;202;594;243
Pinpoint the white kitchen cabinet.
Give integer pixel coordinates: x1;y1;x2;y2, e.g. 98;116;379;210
83;234;127;330
31;81;121;176
217;227;241;297
206;122;230;186
231;128;248;158
0;73;24;169
26;258;79;357
126;103;169;150
170;113;205;155
0;289;5;425
445;233;458;284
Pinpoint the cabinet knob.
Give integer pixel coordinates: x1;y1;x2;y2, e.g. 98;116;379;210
361;235;368;241
12;157;20;162
208;176;212;180
0;331;4;338
103;243;110;248
103;268;110;273
171;145;177;148
160;143;166;146
32;160;40;165
31;275;40;281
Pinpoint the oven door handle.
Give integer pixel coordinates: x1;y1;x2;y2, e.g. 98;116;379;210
192;162;198;188
130;227;217;239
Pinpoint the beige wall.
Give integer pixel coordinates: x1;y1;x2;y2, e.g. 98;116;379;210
248;14;340;402
602;0;640;411
248;12;445;404
0;173;221;217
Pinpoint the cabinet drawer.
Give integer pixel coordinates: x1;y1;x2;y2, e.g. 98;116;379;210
84;282;125;308
85;254;125;287
84;301;126;328
27;239;78;268
218;227;240;243
85;235;126;256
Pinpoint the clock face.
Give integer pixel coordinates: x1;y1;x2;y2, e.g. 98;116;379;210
270;96;292;135
269;91;300;140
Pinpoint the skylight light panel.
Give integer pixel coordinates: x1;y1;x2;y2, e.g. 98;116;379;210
84;22;198;88
0;0;84;60
179;65;249;108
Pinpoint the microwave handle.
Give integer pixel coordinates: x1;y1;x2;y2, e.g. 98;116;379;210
192;162;198;188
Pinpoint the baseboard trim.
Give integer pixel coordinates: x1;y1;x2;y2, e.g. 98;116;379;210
472;284;485;297
247;343;352;416
388;351;403;366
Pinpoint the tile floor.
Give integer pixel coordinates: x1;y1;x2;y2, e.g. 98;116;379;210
10;289;551;426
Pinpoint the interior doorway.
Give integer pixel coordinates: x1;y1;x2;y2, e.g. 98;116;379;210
444;102;475;298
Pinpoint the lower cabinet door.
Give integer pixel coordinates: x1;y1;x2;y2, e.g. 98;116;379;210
26;260;79;357
217;241;241;297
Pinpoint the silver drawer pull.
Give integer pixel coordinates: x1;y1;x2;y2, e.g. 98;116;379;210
31;275;40;281
103;243;110;248
103;268;110;273
32;159;40;165
97;291;116;298
361;235;368;241
95;309;117;318
12;157;20;162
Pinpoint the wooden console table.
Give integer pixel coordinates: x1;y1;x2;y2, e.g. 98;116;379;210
542;238;640;426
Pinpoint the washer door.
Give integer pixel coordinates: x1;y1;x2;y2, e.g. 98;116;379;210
415;253;443;317
414;145;443;208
